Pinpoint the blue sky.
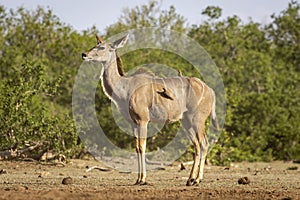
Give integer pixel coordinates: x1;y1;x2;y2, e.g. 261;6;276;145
1;0;293;32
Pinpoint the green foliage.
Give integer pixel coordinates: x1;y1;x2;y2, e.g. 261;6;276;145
190;2;300;164
0;1;299;163
106;1;187;36
0;62;81;158
0;5;85;159
202;6;222;20
0;6;97;108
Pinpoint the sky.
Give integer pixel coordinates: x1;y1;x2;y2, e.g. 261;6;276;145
1;0;294;32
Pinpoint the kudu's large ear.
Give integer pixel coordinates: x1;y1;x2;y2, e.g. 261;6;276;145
112;34;128;49
96;35;103;44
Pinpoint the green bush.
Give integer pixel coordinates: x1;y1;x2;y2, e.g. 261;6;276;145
0;62;81;159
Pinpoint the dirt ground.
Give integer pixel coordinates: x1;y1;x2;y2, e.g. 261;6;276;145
0;159;299;200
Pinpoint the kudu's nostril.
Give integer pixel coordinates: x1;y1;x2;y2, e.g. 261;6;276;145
82;53;87;59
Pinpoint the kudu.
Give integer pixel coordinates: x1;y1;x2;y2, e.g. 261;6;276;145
82;35;218;186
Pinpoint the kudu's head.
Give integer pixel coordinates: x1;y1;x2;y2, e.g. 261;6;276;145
82;35;128;63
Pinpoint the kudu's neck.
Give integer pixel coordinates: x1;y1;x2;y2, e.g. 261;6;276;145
101;52;123;101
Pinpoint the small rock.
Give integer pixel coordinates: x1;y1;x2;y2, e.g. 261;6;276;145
282;197;292;200
40;151;56;161
62;176;73;185
14;185;28;191
287;166;298;170
38;171;50;178
238;177;250;185
0;169;7;174
180;163;186;170
264;166;272;171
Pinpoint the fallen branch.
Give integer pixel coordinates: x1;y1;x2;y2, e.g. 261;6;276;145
180;161;194;166
85;166;112;172
179;159;211;170
179;161;194;170
145;158;172;166
19;142;43;154
0;142;43;160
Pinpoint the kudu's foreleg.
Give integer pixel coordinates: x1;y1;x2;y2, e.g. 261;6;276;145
134;123;148;185
134;135;142;184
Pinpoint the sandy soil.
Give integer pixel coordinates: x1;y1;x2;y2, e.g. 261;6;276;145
0;159;299;200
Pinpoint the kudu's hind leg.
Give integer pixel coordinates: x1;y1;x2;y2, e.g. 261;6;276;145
194;126;209;185
182;116;201;186
186;127;201;186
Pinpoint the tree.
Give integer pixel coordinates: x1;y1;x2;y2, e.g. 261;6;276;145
0;5;85;160
190;2;300;163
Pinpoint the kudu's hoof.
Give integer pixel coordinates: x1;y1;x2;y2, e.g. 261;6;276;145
139;181;148;185
134;180;148;186
192;181;200;186
134;181;140;185
186;179;195;186
186;179;201;186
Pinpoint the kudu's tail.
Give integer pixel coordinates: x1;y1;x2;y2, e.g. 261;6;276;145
210;89;219;131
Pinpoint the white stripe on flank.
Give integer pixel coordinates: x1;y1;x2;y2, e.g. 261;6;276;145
198;81;205;104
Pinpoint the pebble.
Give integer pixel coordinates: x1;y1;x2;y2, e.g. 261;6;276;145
62;176;73;185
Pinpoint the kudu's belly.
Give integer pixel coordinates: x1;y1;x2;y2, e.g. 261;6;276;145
149;99;183;123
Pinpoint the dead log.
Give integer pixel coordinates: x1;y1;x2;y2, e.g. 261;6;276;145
85;166;112;172
0;142;43;160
